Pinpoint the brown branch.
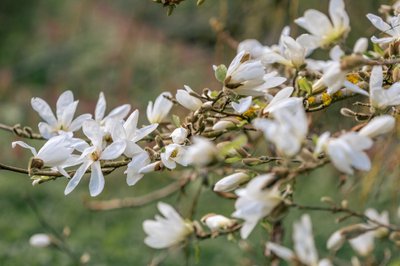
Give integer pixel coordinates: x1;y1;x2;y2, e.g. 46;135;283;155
84;178;189;211
288;202;400;232
0;123;44;140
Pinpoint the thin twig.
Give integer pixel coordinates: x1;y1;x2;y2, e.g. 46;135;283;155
84;178;189;211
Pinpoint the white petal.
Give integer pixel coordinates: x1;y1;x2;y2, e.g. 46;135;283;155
366;14;392;34
64;160;92;195
89;161;105;197
69;114;92;132
266;242;295;262
60;101;78;129
12;141;37;156
232;96;252;114
38;122;56;139
95;92;106;121
31;97;57;126
100;141;126;160
359;115;395;138
370;66;383;92
56;90;74;119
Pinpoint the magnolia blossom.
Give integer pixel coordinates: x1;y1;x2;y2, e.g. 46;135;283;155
295;0;350;49
213;172;250;192
267;215;332;266
253;100;308;157
359;115;395;138
64;120;126;197
263;35;307;69
315;132;372;175
201;214;236;232
125;152;151;186
12;134;76;176
147;92;173;123
367;13;400;44
185;137;218;167
160;143;187;170
111;110;158;157
176;85;202;111
31;90;91;139
224;51;286;96
369;66;400;109
232;174;282;239
143;202;193;249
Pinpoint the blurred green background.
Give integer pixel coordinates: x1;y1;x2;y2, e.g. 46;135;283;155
0;0;399;265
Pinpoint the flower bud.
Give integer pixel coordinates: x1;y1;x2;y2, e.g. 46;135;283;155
327;230;346;251
170;127;188;144
200;213;236;231
176;85;203;111
358;115;395;138
214;172;250;192
212;120;236;131
29;233;52;248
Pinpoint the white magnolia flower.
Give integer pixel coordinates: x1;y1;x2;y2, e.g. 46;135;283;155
94;92;131;126
213;172;250;192
147;92;173;123
369;66;400;109
170;127;188;144
367;13;400;44
125;152;151;186
29;233;52;248
31;90;92;139
263;35;307;69
315;132;373;175
143;202;193;249
359;115;395;138
64;120;126;197
224;51;286;96
365;208;390;237
267;214;332;266
201;214;236;232
160;143;187;170
12;134;76;176
111;110;158;157
253;100;308;157
176;85;202;111
232;174;282;239
232;96;252;114
295;0;350;49
185;137;218;167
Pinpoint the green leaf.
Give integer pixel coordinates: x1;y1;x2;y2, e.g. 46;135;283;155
225;157;242;164
298;77;312;95
172;115;181;127
219;135;248;157
214;64;227;83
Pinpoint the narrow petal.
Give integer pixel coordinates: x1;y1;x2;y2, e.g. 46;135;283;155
64;160;91;195
31;97;57;126
60;101;78;129
56;90;74;119
38;122;56;139
69;114;92;132
100;141;126;160
95;92;106;121
12;141;37;156
89;161;105;197
232;96;252;114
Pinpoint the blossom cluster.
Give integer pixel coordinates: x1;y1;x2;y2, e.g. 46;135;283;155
9;0;400;264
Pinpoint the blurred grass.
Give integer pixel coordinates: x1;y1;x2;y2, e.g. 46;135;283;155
0;0;399;265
